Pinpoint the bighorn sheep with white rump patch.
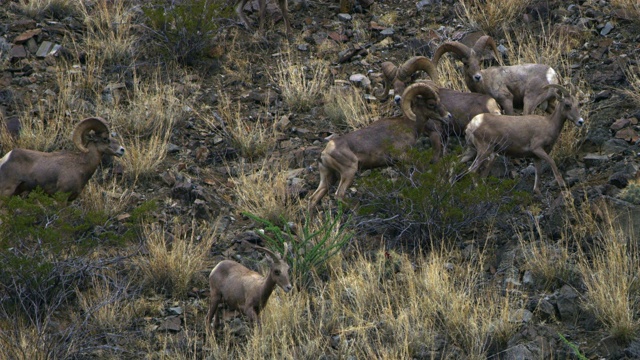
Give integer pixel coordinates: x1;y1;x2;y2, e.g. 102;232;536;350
308;82;452;209
464;84;584;193
432;35;559;115
206;245;292;333
376;56;502;163
235;0;292;35
0;117;125;201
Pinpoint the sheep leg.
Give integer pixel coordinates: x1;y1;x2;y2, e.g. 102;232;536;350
258;0;266;33
428;130;443;163
532;158;543;195
308;162;336;209
498;98;515;115
335;165;357;200
277;0;292;35
532;148;566;191
236;0;253;30
245;307;261;329
206;290;222;331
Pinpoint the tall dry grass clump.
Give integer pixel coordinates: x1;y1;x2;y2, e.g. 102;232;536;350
611;0;640;20
578;209;640;341
79;0;136;66
456;0;532;35
138;220;218;298
229;158;304;224
271;53;330;112
214;92;277;160
622;60;640;106
323;85;380;131
518;213;578;290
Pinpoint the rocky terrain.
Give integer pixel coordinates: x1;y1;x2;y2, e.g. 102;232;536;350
2;0;640;358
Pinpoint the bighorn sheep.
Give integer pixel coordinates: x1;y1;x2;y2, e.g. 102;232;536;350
206;245;292;333
432;35;559;115
0;117;125;201
376;56;502;163
308;82;451;209
465;84;584;193
235;0;292;35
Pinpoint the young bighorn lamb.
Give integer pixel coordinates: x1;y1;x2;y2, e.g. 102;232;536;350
376;56;502;163
206;245;292;333
432;35;559;115
308;82;451;209
465;84;584;193
0;117;125;201
235;0;292;35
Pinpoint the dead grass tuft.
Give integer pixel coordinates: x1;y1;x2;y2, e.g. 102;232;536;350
456;0;532;35
323;85;379;131
229;158;304;224
578;208;640;341
271;53;330;112
139;220;218;298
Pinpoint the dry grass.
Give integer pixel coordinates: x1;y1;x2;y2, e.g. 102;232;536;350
438;57;469;92
518;214;577;290
622;60;640;106
215;92;277;160
323;85;380;131
139;219;218;298
578;208;640;341
15;0;80;19
79;0;135;66
74;269;136;335
78;178;137;216
229;158;304;224
271;53;330;112
456;0;533;35
611;0;640;19
204;248;521;358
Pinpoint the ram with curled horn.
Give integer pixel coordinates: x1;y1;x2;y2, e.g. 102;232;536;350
433;35;560;116
309;82;452;209
464;84;585;193
0;116;125;201
375;55;502;163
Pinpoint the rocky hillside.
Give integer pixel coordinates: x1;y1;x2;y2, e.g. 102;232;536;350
1;0;640;358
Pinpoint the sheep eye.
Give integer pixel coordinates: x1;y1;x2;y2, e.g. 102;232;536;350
274;270;281;276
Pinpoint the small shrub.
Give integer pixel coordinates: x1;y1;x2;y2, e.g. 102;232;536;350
356;148;530;244
245;206;352;288
142;0;232;65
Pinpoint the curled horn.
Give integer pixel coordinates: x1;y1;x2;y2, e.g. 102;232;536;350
472;35;501;64
543;84;571;99
401;82;439;121
255;245;282;262
432;42;471;67
396;56;439;85
72;117;110;153
374;62;399;101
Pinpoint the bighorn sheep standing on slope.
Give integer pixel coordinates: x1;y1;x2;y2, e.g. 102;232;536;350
465;84;584;193
308;82;452;209
0;117;125;201
376;56;502;163
235;0;292;35
432;35;559;115
206;245;292;333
